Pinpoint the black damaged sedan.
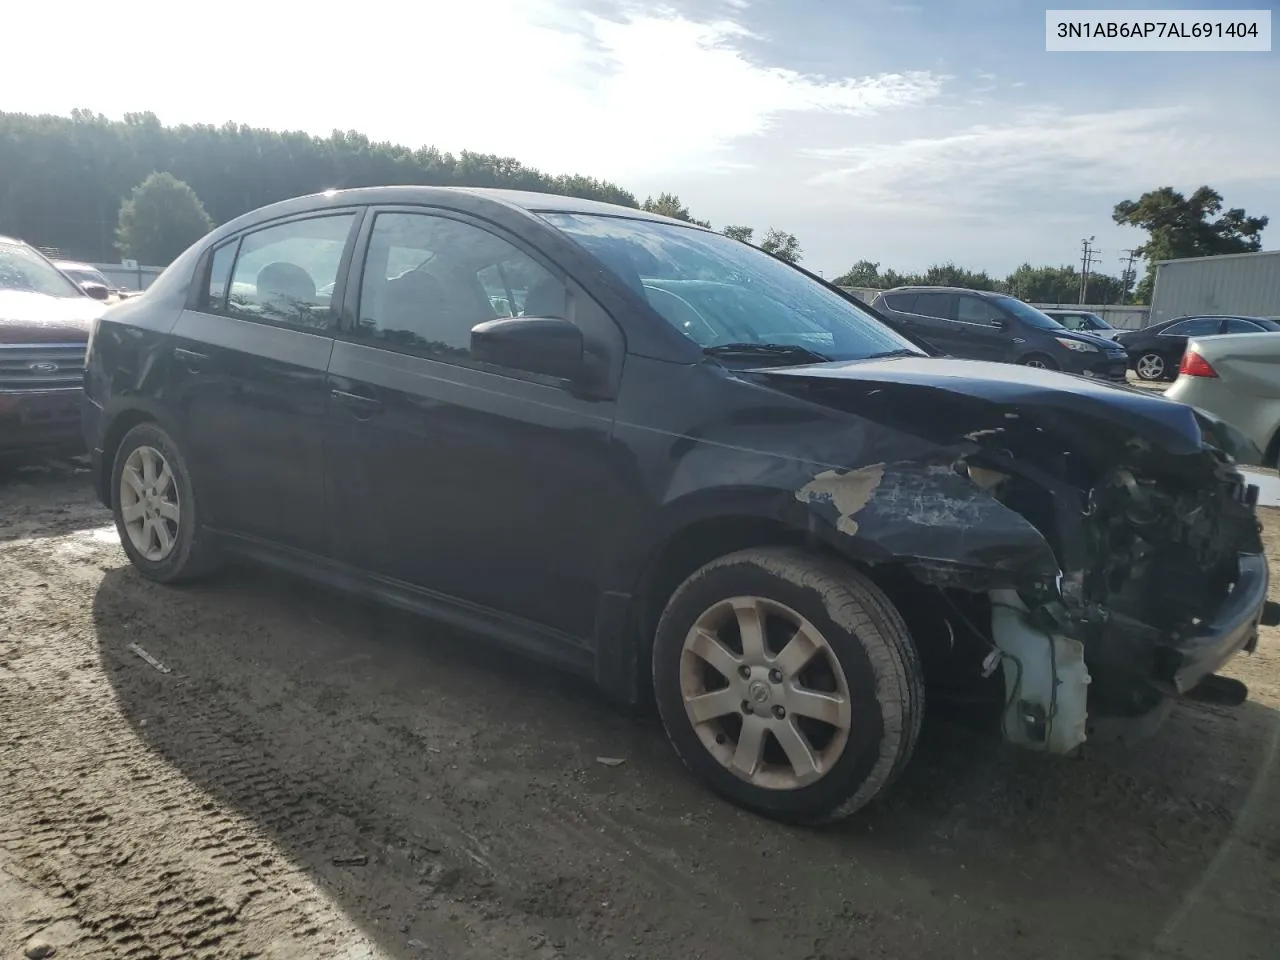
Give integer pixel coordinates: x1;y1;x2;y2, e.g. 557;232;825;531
82;187;1273;823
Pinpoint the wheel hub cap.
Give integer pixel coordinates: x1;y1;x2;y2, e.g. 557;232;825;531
678;596;853;791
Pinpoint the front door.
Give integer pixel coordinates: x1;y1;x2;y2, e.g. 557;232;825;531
323;207;625;640
952;294;1012;361
167;210;359;554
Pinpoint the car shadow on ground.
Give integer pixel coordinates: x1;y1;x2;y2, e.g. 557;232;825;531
90;560;1280;960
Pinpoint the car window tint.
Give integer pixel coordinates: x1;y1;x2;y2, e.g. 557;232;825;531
956;296;1003;326
1224;318;1264;333
356;212;566;362
226;214;355;328
882;293;914;312
204;241;237;311
912;293;952;320
1164;317;1221;337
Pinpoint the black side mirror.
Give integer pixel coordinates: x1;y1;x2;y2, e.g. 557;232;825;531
81;282;110;301
471;316;585;381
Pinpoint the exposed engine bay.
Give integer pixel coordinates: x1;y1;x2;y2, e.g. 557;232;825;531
777;364;1274;756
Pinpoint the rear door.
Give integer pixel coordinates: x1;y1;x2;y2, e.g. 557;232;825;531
887;292;961;355
168;210;361;554
953;294;1012;361
323;206;625;640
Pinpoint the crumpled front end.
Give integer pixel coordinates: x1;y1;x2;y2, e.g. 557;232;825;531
780;365;1271;754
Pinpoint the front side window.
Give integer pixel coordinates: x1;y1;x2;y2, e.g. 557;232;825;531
225;214;355;328
955;296;1004;326
993;296;1064;330
0;242;84;298
1164;317;1221;337
356;212;567;361
540;213;922;362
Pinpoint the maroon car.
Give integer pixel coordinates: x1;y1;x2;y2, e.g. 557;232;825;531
1;235;107;461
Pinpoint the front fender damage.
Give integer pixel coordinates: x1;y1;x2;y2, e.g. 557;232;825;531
794;446;1263;756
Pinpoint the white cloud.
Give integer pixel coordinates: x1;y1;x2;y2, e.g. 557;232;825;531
7;0;942;181
802;104;1276;214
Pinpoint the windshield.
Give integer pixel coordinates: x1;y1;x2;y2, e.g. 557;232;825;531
0;243;84;298
996;296;1064;330
539;213;923;362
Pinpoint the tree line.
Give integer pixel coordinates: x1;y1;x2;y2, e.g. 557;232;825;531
0;111;1267;304
831;186;1267;304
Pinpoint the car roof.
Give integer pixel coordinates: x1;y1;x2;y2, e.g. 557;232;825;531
215;185;698;238
0;234;23;246
879;286;1006;297
1170;314;1271;321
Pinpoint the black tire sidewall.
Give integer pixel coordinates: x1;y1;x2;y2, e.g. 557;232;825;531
1019;354;1058;371
652;554;896;822
110;423;204;583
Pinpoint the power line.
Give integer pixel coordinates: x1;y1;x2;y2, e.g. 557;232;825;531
1079;237;1102;304
1119;249;1139;303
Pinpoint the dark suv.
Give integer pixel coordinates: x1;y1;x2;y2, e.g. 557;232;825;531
83;187;1270;824
870;286;1130;380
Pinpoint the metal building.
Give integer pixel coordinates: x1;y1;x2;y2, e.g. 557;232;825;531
1149;249;1280;326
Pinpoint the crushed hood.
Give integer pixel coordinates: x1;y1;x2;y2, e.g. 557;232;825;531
752;356;1252;464
0;289;103;343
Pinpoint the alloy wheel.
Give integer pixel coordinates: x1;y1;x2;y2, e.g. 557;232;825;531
678;596;853;790
119;445;181;562
1136;353;1165;380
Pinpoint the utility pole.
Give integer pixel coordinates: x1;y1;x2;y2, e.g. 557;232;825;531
1078;237;1101;304
1119;249;1139;304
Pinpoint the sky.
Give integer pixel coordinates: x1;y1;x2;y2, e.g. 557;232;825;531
8;0;1279;279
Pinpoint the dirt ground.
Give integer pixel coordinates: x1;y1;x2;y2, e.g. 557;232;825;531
2;460;1278;960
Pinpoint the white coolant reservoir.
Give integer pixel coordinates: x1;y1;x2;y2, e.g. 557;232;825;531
989;589;1091;754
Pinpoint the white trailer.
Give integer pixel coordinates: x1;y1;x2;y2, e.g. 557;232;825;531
1149;249;1280;326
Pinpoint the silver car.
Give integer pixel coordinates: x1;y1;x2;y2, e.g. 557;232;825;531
1166;331;1280;465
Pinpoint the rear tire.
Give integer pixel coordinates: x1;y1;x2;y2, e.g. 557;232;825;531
652;547;923;824
111;422;218;583
1135;352;1168;381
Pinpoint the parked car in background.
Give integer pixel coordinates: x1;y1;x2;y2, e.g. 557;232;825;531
1115;315;1280;382
1040;309;1119;340
1167;332;1280;465
1;235;106;461
50;259;113;301
869;286;1129;379
84;187;1271;823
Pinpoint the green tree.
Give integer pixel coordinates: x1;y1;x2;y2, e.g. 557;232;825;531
722;224;754;243
919;262;998;290
641;192;711;227
0;110;640;261
1113;186;1268;303
759;228;802;264
115;172;215;265
832;259;882;287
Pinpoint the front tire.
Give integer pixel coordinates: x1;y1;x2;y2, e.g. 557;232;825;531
111;422;218;583
1019;354;1058;371
652;548;923;823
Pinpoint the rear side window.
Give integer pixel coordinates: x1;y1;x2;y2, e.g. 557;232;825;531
1164;317;1221;337
912;293;952;320
223;213;356;329
882;293;914;311
1224;318;1264;333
